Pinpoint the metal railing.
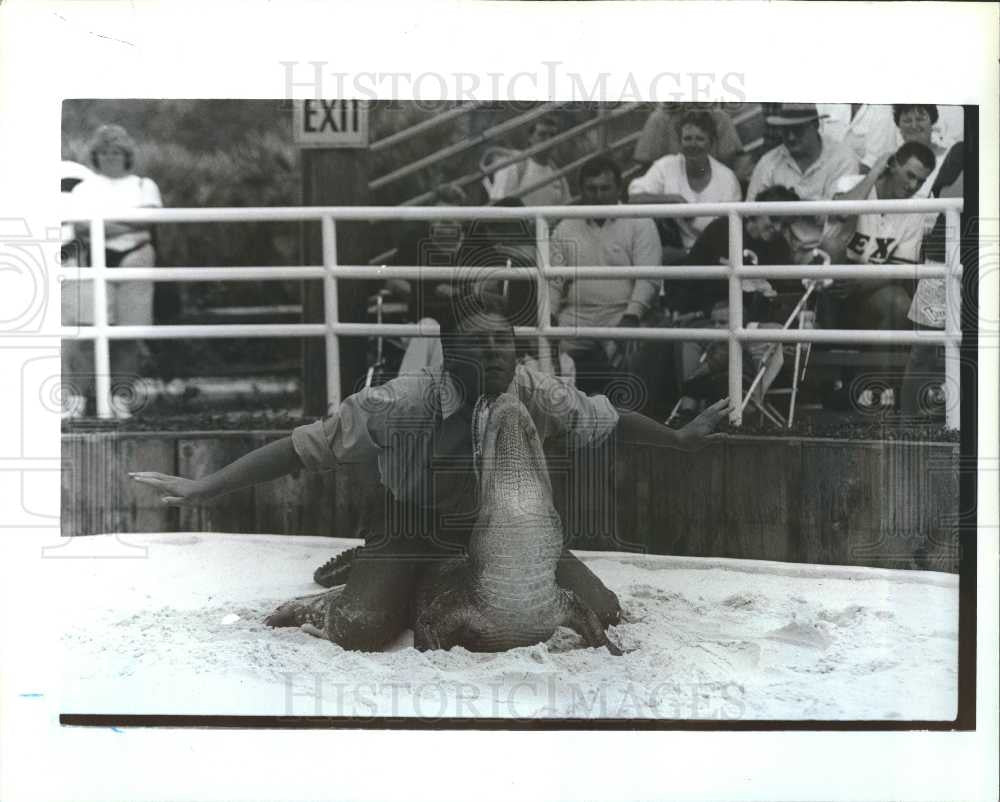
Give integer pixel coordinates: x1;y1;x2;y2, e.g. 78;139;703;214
62;197;964;428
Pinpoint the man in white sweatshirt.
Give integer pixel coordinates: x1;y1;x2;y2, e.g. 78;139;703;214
549;156;661;396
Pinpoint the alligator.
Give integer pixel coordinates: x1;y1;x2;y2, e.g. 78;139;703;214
410;392;620;654
271;392;620;655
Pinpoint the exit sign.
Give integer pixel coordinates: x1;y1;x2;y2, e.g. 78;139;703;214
293;100;369;148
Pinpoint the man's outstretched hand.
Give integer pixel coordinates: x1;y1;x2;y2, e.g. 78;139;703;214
679;397;733;450
130;472;209;506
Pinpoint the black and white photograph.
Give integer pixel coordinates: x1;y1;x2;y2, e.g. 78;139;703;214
1;1;997;801
55;97;971;722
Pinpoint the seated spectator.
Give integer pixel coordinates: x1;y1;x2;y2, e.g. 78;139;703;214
747;103;859;202
633;102;745;170
818;141;937;407
817;104;898;173
550;156;661;397
628;109;742;264
893;104;955;202
673;185;802;321
485;114;571;207
928;105;964;153
389;184;468;325
900;129;964;419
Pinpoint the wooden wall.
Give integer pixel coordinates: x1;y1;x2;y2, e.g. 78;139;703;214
61;431;961;572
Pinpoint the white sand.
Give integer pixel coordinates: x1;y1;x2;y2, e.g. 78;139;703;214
58;533;958;720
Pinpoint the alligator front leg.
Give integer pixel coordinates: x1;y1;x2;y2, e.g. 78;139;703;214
559;590;623;656
413;590;482;652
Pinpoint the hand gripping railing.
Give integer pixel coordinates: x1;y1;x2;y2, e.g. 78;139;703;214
62;197;964;427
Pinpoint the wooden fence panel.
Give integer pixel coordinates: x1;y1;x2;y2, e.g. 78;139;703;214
724;439;800;562
176;436;259;533
61;432;962;572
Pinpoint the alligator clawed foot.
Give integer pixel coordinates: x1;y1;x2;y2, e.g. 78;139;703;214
300;623;327;639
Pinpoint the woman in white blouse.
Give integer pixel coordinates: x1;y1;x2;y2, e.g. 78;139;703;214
627;109;742;264
64;124;163;417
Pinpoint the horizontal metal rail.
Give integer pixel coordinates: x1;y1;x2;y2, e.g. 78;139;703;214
63;198;963;224
66;198;965;427
62;323;962;347
59;263;960;283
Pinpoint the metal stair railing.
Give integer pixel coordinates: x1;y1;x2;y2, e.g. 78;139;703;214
368;101;490;153
368;102;563;191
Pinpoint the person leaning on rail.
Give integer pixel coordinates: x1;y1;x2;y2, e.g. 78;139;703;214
131;291;732;652
63;123;163;418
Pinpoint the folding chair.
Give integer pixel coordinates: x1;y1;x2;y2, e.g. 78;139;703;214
738;249;830;427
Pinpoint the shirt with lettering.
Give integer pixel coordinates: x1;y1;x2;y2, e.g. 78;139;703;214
830;175;926;265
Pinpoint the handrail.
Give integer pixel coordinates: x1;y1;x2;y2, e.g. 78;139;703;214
64;197;963;223
369;101;489;153
60;263;958;283
63;324;961;347
367;102;563;191
66;198;965;428
400;103;644;206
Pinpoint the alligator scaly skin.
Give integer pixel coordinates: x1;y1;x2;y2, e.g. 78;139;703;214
413;393;619;654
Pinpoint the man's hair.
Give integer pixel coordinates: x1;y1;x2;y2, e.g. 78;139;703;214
894;141;937;172
755;185;801;204
578;155;622;188
433;183;468;206
892;104;940;126
675;109;718;143
438;291;513;337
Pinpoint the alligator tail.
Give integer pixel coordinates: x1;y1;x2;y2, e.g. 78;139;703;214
313;546;361;588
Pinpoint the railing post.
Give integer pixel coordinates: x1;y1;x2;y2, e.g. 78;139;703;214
321;215;341;411
535;215;553;375
944;207;962;431
727;211;743;426
90;218;112;419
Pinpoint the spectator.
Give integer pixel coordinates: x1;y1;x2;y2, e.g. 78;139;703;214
820;141;937;407
676;185;803;321
747;103;859;202
817;104;898;173
63;123;163;418
633;102;745;170
893;104;955;201
550;156;661;397
928;105;964;153
486;114;571;207
899;130;964;419
628;109;742;264
391;184;468;325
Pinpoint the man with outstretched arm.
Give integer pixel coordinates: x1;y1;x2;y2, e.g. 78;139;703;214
132;293;731;651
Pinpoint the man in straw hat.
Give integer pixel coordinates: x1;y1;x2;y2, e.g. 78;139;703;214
747;103;859;203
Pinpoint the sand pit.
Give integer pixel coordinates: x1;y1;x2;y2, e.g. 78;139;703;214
58;533;958;720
